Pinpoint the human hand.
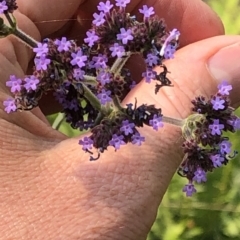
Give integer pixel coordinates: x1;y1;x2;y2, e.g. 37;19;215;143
1;0;239;239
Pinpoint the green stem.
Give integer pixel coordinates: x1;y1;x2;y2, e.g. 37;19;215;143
162;115;184;127
52;112;65;130
110;52;131;75
81;83;102;111
4;13;38;48
12;28;38;48
4;13;15;28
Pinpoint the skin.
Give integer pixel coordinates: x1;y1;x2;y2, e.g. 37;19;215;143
0;0;240;239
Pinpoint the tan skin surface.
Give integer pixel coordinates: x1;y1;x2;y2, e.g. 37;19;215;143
1;0;240;239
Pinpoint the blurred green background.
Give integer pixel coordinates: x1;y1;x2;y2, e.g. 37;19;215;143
48;0;240;239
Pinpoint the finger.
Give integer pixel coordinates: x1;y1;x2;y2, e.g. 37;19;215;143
17;0;86;36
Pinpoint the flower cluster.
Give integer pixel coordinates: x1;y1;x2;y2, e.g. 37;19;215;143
3;0;178;159
0;0;17;14
1;0;240;197
179;81;240;197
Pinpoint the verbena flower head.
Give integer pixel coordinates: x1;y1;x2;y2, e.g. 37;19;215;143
179;81;239;197
4;3;179;161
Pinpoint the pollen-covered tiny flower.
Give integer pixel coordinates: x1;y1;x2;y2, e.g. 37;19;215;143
54;37;71;52
70;50;88;68
109;43;125;58
209;119;224;136
149;114;163;131
33;42;49;57
131;133;145;146
211;96;225;110
117;28;133;45
182;182;197;197
24;75;40;91
109;134;126;150
210;154;224;168
84;30;99;47
97;1;113;13
34;55;51;71
139;5;155;18
79;137;94;151
0;1;8;14
92;12;105;26
6;75;22;93
97;89;112;105
3;98;17;113
115;0;130;8
218;81;232;95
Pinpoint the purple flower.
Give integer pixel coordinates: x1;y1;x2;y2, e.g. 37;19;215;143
209;119;224;135
230;117;240;130
97;89;112;105
79;137;94;151
131;133;145;146
109;134;126;150
219;140;232;155
0;1;8;14
163;45;176;59
54;37;71;52
120;120;135;136
149;114;163;131
73;68;85;81
145;53;159;67
92;54;108;69
117;28;133;45
159;28;180;57
211;96;225;110
210;154;224;168
67;99;79;111
6;75;22;93
97;1;113;13
182;182;197;197
96;70;111;85
142;69;156;83
193;168;207;183
139;5;155;18
33;42;49;57
92;12;105;26
218;81;232;95
115;0;130;8
109;43;125;58
3;98;17;113
24;75;40;91
84;30;99;47
34;55;51;71
70;50;87;68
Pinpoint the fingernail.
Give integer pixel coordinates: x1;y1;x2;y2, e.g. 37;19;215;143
208;42;240;83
